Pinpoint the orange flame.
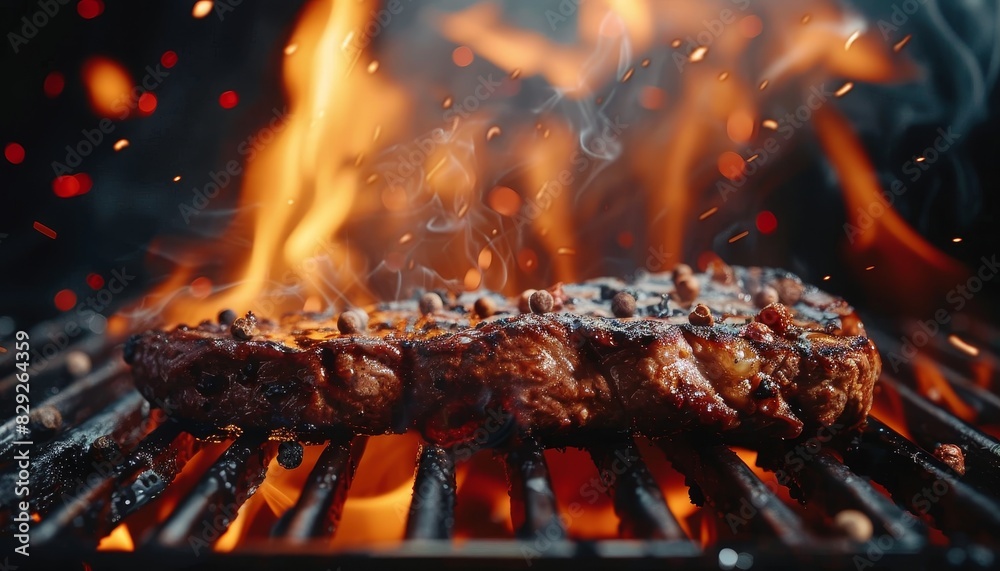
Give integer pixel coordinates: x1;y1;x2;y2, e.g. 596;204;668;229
813;106;968;314
142;0;917;325
96;523;134;551
913;355;976;422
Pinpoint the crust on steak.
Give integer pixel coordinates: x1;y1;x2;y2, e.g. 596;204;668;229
125;267;880;446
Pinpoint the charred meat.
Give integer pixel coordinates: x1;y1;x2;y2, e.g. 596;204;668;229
125;266;880;446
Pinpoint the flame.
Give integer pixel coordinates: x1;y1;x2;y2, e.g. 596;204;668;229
814;106;968;314
143;0;913;325
149;0;401;322
97;523;134;551
913;354;976;422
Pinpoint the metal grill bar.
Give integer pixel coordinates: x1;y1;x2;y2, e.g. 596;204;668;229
0;360;131;457
867;329;1000;423
843;416;1000;542
33;418;192;545
658;437;812;546
759;446;926;550
881;376;1000;495
143;433;274;550
588;437;686;540
2;391;145;516
0;334;107;401
272;436;366;541
505;440;565;541
405;445;457;540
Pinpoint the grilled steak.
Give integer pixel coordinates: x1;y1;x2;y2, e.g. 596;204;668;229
125;265;880;446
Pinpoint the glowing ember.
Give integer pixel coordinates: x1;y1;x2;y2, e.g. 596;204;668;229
728;230;749;243
948;334;980;357
82;57;133;117
86;273;105;290
717;151;746;180
219;90;239;109
726;111;755;143
688;46;708;63
161;50;179;68
845;30;861;50
53;173;93;198
835;82;855;97
54;289;77;311
43;71;65;98
4;143;25;165
190;276;213;299
33;221;57;239
113;138;130;151
137;92;158;114
77;0;104;20
192;0;213;19
894;35;912;52
755;211;778;234
452;45;474;67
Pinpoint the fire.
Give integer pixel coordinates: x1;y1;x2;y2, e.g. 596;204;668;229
96;523;133;551
814;106;968;315
912;354;976;422
124;0;982;551
143;0;924;325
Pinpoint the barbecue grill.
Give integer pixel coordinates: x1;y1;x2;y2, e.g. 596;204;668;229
5;0;1000;569
2;308;998;570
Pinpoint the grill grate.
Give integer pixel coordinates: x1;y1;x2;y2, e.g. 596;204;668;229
3;316;1000;570
273;435;365;541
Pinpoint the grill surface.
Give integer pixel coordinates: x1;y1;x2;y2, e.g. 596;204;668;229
2;311;999;571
